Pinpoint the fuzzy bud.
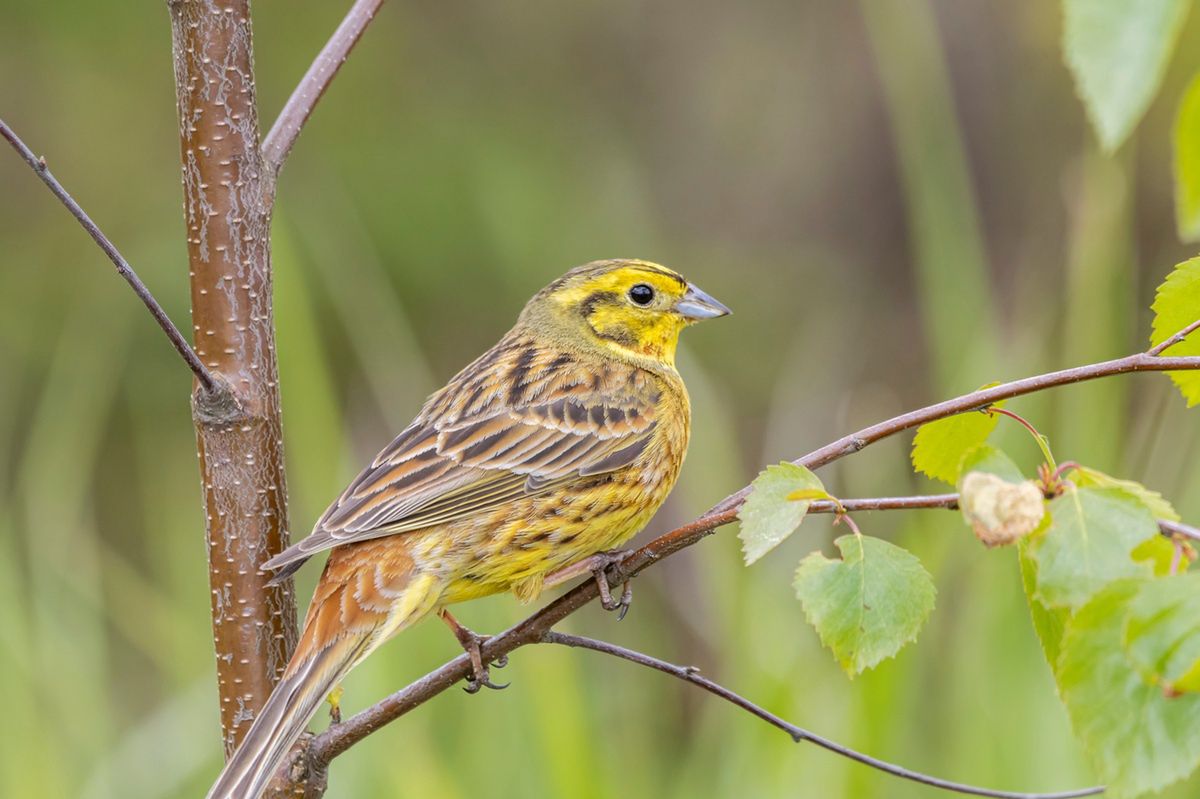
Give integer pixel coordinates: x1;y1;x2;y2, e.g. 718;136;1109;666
960;471;1045;547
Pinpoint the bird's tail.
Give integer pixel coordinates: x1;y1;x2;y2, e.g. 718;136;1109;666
206;568;443;799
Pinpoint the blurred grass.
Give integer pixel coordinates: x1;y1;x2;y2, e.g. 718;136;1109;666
1;1;1199;798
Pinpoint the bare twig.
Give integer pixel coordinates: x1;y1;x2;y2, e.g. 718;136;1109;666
0;117;219;393
542;633;1104;799
1148;317;1200;357
296;339;1200;782
260;0;385;175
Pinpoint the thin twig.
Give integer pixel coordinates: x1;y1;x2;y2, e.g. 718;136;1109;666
1158;519;1200;544
261;0;385;174
303;333;1200;779
0;117;219;393
807;493;1198;542
542;633;1104;799
1148;317;1200;357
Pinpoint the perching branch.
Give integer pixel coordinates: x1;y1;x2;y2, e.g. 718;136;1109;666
542;633;1104;799
260;0;385;176
294;334;1200;787
0;117;220;394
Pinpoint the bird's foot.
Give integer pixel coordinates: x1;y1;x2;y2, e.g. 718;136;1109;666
544;549;634;620
439;609;510;694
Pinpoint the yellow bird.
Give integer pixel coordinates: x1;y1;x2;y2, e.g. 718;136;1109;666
207;259;730;798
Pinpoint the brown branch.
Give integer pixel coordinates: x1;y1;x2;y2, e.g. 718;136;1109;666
542;633;1104;799
167;0;298;760
0;117;220;394
296;340;1200;783
260;0;385;176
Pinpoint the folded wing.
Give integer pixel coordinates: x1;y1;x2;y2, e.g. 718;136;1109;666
265;344;658;575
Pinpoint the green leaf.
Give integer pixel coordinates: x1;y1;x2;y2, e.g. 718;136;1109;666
1123;574;1200;695
957;444;1024;483
911;402;1003;485
1071;465;1181;521
1063;0;1191;152
1133;536;1181;577
738;463;825;565
1175;73;1200;241
1059;580;1200;797
793;534;936;676
1151;257;1200;406
1019;534;1069;671
1029;486;1160;608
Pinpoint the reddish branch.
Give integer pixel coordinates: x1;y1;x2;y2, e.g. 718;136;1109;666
301;342;1200;782
261;0;384;175
167;0;298;758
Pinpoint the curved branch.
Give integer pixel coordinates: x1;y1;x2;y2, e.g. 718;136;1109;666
261;0;385;176
542;633;1104;799
301;337;1200;781
0;117;220;394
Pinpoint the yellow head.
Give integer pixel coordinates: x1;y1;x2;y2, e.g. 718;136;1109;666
519;259;731;366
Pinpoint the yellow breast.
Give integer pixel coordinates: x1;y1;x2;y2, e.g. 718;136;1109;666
426;370;690;605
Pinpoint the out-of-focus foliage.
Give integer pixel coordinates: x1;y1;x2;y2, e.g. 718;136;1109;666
3;1;1200;798
1174;75;1200;240
1063;0;1190;152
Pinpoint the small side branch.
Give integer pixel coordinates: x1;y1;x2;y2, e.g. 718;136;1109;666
0;117;219;393
1148;317;1200;357
261;0;385;175
542;632;1104;799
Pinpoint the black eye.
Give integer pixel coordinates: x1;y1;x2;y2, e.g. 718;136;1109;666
629;284;654;306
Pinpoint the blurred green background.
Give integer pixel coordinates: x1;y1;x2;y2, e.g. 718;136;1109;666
2;1;1199;797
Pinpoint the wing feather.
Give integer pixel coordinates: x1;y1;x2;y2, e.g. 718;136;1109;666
264;341;660;573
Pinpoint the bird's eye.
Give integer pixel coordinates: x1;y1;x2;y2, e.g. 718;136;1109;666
629;284;655;306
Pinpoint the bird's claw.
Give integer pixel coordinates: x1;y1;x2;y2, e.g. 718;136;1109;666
463;670;510;694
592;550;634;620
440;608;511;694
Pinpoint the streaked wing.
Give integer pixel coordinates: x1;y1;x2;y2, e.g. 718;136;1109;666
264;341;659;573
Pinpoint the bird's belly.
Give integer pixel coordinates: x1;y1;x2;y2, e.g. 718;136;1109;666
416;470;671;605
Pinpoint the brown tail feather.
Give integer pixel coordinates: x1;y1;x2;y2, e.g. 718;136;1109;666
205;632;372;799
206;540;440;799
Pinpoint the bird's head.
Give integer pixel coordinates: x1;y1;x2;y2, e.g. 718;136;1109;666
520;259;731;366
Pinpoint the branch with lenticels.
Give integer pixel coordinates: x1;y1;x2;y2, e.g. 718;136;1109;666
287;333;1200;795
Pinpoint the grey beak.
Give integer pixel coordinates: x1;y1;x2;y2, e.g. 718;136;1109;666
675;282;732;320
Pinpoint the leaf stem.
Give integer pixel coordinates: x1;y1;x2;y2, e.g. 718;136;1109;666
988;407;1057;471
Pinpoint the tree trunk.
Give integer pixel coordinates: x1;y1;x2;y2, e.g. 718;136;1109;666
167;0;297;759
